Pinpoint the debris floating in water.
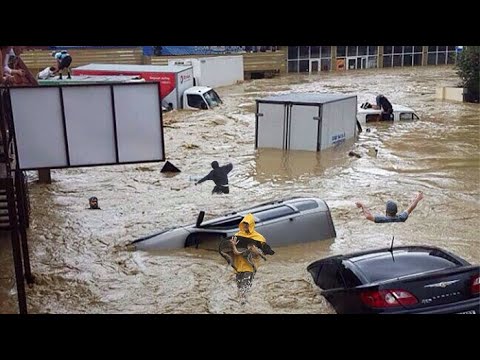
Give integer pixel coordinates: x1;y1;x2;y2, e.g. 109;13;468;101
161;161;181;173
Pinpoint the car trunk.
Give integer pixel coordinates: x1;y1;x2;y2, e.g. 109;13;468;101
376;265;479;310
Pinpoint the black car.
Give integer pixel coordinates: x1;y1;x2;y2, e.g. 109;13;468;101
307;246;480;314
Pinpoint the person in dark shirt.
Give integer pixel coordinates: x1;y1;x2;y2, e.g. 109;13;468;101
52;50;73;80
373;94;394;120
195;161;233;194
356;191;424;223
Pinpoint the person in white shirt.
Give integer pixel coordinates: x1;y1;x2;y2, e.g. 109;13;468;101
0;46;14;85
38;66;58;80
3;47;25;77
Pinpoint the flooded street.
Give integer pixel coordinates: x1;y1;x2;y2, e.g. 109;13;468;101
1;66;479;313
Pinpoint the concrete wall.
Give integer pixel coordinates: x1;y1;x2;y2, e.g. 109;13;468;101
435;87;465;102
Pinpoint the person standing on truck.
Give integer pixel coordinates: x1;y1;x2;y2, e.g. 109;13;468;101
52;50;72;80
195;161;233;194
373;94;394;120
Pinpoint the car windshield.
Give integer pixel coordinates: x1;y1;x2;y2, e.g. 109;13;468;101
203;89;222;108
349;249;460;283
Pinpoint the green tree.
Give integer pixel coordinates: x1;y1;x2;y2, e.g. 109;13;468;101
455;46;479;102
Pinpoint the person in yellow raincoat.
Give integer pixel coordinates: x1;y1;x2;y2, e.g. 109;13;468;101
219;213;274;300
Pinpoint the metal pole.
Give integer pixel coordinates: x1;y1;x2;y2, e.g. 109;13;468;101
15;172;34;284
5;178;28;314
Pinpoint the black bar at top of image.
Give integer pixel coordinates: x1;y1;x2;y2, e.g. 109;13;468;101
59;88;71;166
110;85;120;163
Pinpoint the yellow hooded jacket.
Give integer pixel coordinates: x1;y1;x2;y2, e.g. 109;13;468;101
232;213;266;273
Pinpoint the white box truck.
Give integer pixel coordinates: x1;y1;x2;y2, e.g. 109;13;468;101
255;93;358;151
72;63;222;111
168;55;244;88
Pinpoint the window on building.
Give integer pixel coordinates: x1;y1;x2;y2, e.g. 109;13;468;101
383;55;392;67
288;46;299;60
425;46;457;65
299;46;309;59
393;54;402;67
438;51;446;64
299;60;309;72
337;46;346;57
368;46;378;55
358;46;368;56
347;46;357;57
288;60;299;72
321;46;331;58
321;58;331;71
403;54;413;66
367;56;377;68
413;54;422;66
382;46;424;67
311;46;320;58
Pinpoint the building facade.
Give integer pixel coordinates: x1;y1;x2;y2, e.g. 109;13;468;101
286;46;458;73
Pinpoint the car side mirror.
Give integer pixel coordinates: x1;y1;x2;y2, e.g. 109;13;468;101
200;102;208;110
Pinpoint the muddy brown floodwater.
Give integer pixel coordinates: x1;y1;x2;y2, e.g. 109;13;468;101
1;66;479;313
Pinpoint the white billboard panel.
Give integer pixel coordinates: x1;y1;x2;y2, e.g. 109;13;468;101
62;86;117;166
10;87;68;169
113;83;164;163
9;83;165;170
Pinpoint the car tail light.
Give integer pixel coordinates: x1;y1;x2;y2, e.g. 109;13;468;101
360;289;418;308
471;275;480;295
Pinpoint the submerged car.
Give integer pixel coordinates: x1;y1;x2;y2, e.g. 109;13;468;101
307;245;480;314
131;197;336;251
357;104;419;125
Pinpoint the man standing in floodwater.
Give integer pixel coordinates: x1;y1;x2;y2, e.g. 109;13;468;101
356;191;424;223
219;213;275;304
195;161;233;194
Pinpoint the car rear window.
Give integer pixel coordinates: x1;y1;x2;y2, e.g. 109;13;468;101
348;250;461;283
290;200;318;211
201;216;243;229
255;206;296;222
